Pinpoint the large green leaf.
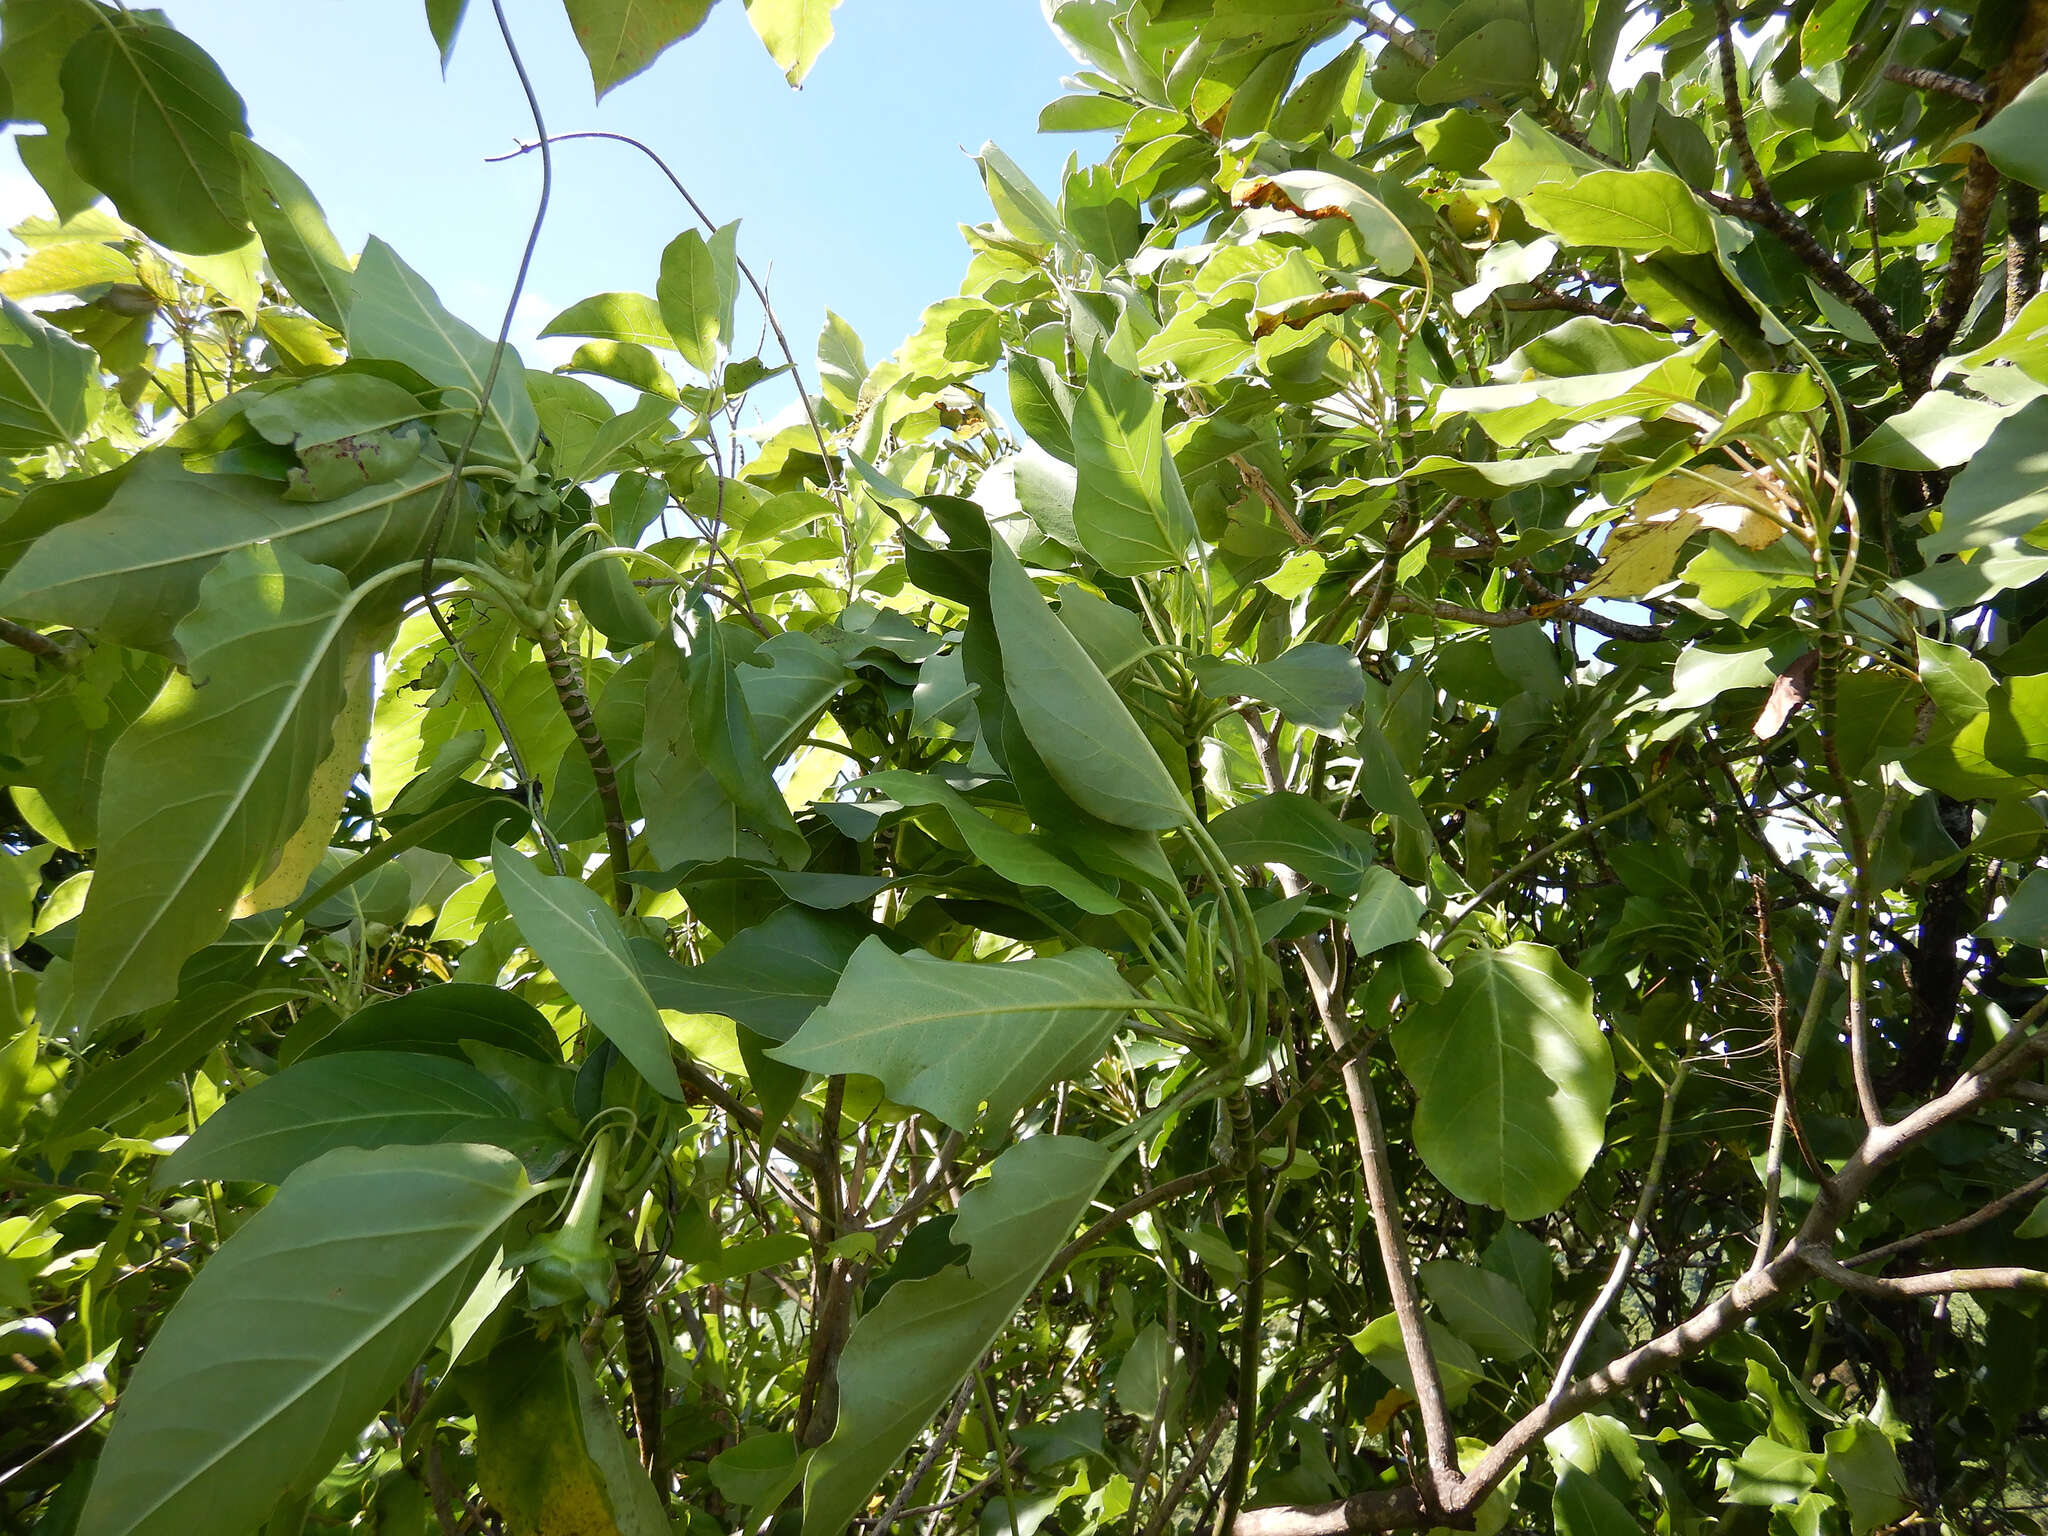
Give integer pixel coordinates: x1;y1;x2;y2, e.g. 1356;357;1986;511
158;1052;525;1187
67;546;368;1033
1517;169;1715;254
1069;344;1198;576
744;0;841;86
986;539;1186;830
676;606;809;867
800;1135;1114;1536
346;236;537;469
76;1142;536;1536
1960;75;2048;191
303;983;563;1063
858;771;1123;913
0;295;92;452
1418;1258;1542;1360
0;454;453;655
562;0;717;97
58;16;250;254
769;937;1133;1132
633;904;867;1041
1392;942;1613;1220
491;840;683;1099
1192;644;1365;732
1924;397;2048;559
1211;792;1375;894
234;138;351;330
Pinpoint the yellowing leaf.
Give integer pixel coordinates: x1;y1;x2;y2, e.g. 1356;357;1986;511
744;0;841;87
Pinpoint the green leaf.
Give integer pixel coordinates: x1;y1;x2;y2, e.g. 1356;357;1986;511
1347;866;1426;956
770;937;1133;1132
857;771;1124;914
1418;1258;1542;1360
1923;397;2048;559
1192;644;1365;731
425;0;469;64
51;985;302;1139
1721;1438;1825;1506
0;295;92;451
976;141;1063;247
1382;450;1600;499
1960;75;2048;191
1347;1312;1486;1407
817;309;867;414
246;374;426;450
303;983;563;1063
658;225;734;375
563;0;717;97
1070;344;1199;576
681;607;809;867
986;540;1187;830
346;236;538;470
1212;792;1376;894
541;290;672;350
1851;391;2011;472
0;454;453;655
1260;169;1420;276
59;16;250;255
634;904;867;1041
158;1052;526;1187
76;1143;536;1536
491;840;683;1100
1518;169;1716;254
1484;111;1604;198
1823;1418;1910;1535
235;138;351;330
67;546;369;1033
1393;942;1613;1220
1417;18;1539;105
744;0;840;85
1009;352;1075;463
800;1136;1114;1536
1552;1465;1639;1536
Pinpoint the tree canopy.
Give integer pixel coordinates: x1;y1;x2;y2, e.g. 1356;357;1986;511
4;2;2048;1535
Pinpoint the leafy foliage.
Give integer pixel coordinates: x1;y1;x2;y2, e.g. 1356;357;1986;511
6;3;2048;1536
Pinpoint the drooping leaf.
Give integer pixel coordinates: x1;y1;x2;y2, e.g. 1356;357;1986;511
1211;792;1375;894
346;236;538;469
491;840;683;1099
985;539;1187;831
769;937;1133;1132
59;16;250;255
1347;866;1427;956
158;1052;527;1187
563;0;718;97
75;1143;536;1536
1069;343;1199;576
800;1136;1115;1536
542;290;672;350
1392;942;1613;1220
68;546;369;1033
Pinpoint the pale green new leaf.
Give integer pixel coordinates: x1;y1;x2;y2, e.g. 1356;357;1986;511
800;1136;1114;1536
59;17;250;255
158;1053;525;1187
658;225;736;376
1393;943;1613;1219
1071;344;1198;576
745;0;841;85
770;937;1134;1132
563;0;717;97
346;236;538;469
76;1143;536;1536
0;296;93;452
68;546;367;1033
541;290;672;350
492;840;682;1099
987;539;1187;830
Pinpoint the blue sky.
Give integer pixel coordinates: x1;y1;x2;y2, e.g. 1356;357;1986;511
19;1;1100;405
